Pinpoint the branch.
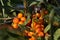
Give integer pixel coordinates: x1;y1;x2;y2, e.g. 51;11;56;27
0;18;12;20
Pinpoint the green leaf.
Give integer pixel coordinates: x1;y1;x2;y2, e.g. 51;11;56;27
36;0;44;2
8;37;17;40
29;1;37;7
19;25;26;31
49;9;54;24
54;29;60;40
7;31;20;38
13;12;16;16
44;24;51;33
24;13;31;25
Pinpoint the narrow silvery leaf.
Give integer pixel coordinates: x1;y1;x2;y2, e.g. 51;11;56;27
44;24;51;33
29;2;37;7
54;29;60;40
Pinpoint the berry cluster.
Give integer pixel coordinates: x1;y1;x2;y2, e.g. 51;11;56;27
25;13;45;40
12;13;26;29
12;9;48;40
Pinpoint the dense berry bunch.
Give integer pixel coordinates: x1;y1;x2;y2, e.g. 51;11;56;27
12;10;48;40
12;13;26;29
24;13;44;40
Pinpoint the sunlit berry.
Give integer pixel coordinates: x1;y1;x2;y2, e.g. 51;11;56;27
13;17;19;24
21;17;26;22
12;23;18;29
17;13;23;18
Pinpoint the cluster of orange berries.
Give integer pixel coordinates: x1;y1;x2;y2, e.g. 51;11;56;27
12;13;26;29
25;13;44;40
12;10;48;40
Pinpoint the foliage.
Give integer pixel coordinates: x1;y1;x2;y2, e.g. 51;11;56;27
0;0;60;40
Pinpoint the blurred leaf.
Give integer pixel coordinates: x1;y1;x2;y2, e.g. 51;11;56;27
36;0;44;3
54;29;60;40
44;24;51;33
7;29;27;40
0;29;9;40
7;30;20;38
7;0;12;7
54;16;60;22
47;4;53;11
8;37;17;40
19;25;26;31
49;9;54;23
20;10;24;13
54;7;60;16
24;13;31;25
29;1;37;7
13;12;16;16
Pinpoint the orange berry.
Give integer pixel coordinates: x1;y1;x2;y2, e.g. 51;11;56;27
41;25;44;28
29;36;35;40
31;22;36;28
18;21;24;25
12;23;18;29
32;14;36;18
33;22;37;27
24;30;29;36
13;18;19;24
28;32;34;37
41;27;44;31
35;28;40;33
36;13;41;17
17;13;23;18
39;17;43;20
37;31;44;37
25;30;29;33
21;17;26;22
35;24;40;29
44;10;48;14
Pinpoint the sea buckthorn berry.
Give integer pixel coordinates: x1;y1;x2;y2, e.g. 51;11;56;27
28;32;34;37
37;31;44;37
31;22;37;28
12;23;18;29
18;21;24;25
13;17;19;24
36;13;41;17
32;14;36;18
25;30;29;33
35;28;41;33
41;25;44;28
44;10;48;14
39;17;43;20
35;24;41;29
21;17;26;22
17;13;23;18
33;22;37;27
41;27;44;31
29;36;35;40
24;30;29;36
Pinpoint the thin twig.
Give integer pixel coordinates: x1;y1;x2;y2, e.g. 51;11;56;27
54;0;60;7
23;0;27;14
0;0;5;17
0;18;12;20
